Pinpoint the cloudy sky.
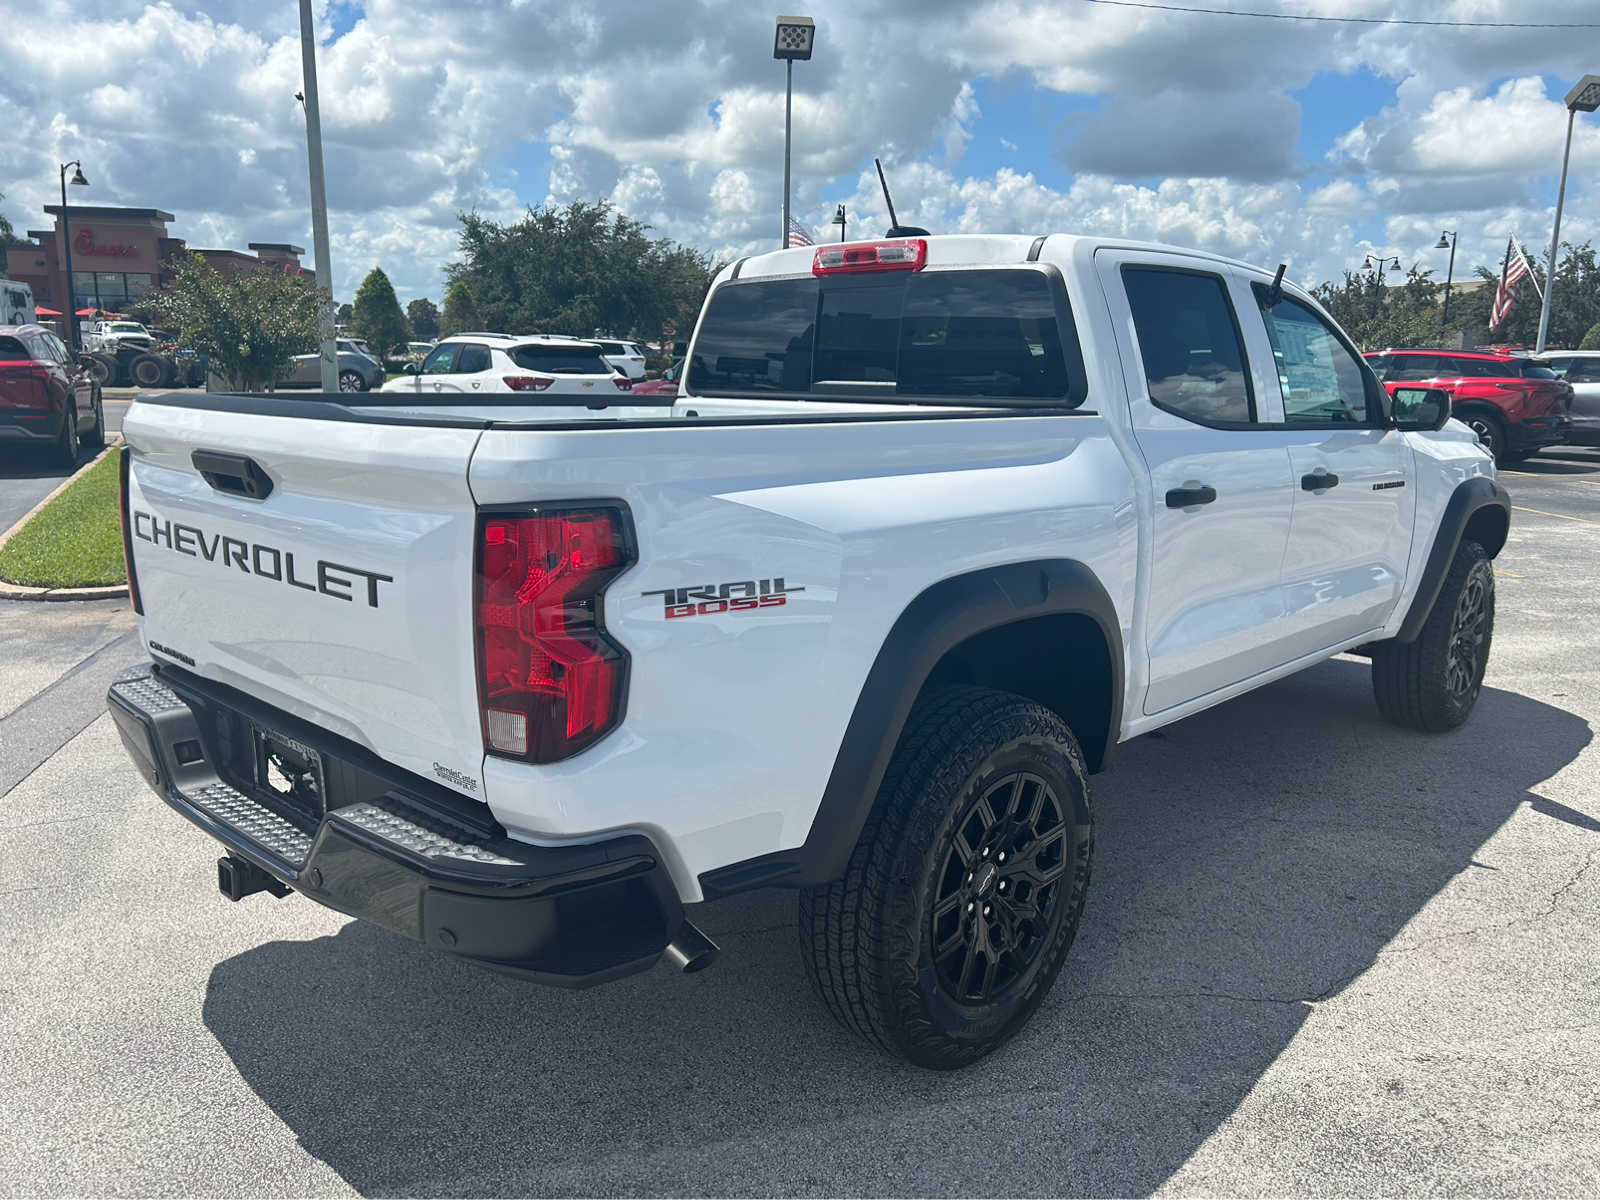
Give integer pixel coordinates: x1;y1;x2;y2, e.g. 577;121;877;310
2;1;1597;304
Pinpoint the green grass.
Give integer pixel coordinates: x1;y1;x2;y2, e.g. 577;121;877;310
0;449;127;588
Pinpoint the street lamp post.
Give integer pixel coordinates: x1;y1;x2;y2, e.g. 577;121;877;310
773;16;815;249
832;203;847;242
1435;230;1458;329
1363;254;1400;287
57;160;88;351
297;0;338;392
1535;73;1600;353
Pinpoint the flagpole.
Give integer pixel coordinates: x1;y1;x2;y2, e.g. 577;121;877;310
1490;236;1512;336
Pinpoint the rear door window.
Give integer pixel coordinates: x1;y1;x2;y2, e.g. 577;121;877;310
454;344;492;374
508;345;612;374
688;268;1081;404
0;335;31;359
1121;267;1253;425
1387;355;1442;381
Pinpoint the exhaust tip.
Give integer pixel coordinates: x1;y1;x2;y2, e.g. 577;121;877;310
664;920;720;974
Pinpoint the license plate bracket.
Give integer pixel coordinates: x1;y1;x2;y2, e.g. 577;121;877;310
250;725;327;822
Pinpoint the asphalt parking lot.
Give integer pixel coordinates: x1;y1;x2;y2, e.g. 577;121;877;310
2;447;1599;1196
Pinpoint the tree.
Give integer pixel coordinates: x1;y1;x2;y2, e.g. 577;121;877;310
155;252;326;391
0;190;31;248
1446;242;1600;349
440;278;479;337
1581;322;1600;351
406;297;440;340
336;302;354;325
1312;266;1457;351
350;267;409;356
445;201;712;339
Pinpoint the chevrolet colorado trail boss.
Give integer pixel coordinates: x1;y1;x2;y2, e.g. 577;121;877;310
107;234;1509;1068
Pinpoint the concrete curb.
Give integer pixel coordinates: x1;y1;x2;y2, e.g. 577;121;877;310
0;438;130;603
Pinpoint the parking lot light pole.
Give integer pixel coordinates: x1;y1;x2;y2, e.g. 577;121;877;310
297;0;338;392
773;16;815;249
1363;254;1400;287
57;161;88;351
1435;230;1458;329
1536;74;1600;353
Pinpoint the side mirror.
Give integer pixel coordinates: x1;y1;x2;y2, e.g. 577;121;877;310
403;362;420;375
1391;386;1451;432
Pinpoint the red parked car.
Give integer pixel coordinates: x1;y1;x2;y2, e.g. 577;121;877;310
1364;348;1571;464
629;359;681;397
0;324;105;467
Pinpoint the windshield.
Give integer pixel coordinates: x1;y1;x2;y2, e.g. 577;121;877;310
110;323;146;333
687;268;1084;406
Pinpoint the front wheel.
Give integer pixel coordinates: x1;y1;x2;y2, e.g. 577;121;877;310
799;686;1093;1069
129;354;166;389
1372;540;1494;731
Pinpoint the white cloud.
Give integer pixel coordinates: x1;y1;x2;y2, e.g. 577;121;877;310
0;0;1595;309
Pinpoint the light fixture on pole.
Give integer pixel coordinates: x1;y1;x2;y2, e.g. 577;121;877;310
1435;230;1458;329
1535;73;1599;353
1363;254;1400;287
773;15;815;249
58;160;89;351
832;203;847;242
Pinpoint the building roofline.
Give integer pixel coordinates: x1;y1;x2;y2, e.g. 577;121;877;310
42;205;175;222
247;242;305;254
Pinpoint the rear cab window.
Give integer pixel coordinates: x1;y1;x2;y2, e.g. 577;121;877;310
1120;266;1253;425
687;267;1085;406
509;345;613;374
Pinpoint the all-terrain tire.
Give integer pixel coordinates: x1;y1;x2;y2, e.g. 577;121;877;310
1372;540;1494;732
83;354;113;386
799;686;1093;1069
129;354;166;388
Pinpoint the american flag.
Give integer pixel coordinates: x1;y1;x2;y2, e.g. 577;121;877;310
786;217;815;248
1489;236;1532;332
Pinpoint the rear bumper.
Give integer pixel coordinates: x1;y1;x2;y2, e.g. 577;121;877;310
0;412;61;442
1509;414;1571;451
106;663;685;987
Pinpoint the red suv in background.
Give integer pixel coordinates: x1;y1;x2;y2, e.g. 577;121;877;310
1364;348;1572;464
0;324;106;467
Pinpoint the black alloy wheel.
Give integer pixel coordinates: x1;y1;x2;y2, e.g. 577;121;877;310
930;771;1066;1006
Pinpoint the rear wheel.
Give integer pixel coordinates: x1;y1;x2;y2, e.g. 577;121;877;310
799;686;1093;1069
1372;540;1494;732
1461;410;1508;463
90;353;123;387
129;354;166;389
338;369;367;392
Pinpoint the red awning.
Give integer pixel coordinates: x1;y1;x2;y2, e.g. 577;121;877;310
34;306;62;317
75;307;104;316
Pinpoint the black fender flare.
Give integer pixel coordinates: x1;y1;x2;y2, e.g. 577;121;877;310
698;559;1123;898
1396;475;1510;643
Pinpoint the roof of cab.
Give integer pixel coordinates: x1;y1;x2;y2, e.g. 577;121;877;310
726;232;1273;283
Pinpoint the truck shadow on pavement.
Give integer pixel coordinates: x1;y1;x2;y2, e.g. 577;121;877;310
203;658;1590;1197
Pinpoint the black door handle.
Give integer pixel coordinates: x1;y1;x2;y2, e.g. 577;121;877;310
1165;484;1217;508
192;450;274;501
1301;471;1340;491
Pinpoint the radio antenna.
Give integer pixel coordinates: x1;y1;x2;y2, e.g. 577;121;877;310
874;157;929;237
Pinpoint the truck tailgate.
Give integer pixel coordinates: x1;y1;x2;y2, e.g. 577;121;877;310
122;403;490;798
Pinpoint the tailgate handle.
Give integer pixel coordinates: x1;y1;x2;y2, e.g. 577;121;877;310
192;451;273;501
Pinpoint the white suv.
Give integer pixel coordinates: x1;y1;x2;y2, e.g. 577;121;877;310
593;338;647;380
380;334;630;396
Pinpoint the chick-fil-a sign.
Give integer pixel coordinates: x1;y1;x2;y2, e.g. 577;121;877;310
73;228;138;259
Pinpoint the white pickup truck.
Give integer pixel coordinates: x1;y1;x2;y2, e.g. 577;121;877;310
107;234;1509;1068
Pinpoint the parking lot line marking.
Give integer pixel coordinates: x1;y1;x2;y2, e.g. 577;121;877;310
1511;504;1600;526
1500;470;1600;486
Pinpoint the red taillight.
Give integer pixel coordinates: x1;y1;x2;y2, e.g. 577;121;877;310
118;446;143;614
813;238;928;276
613;377;632;391
503;375;555;391
474;506;634;762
